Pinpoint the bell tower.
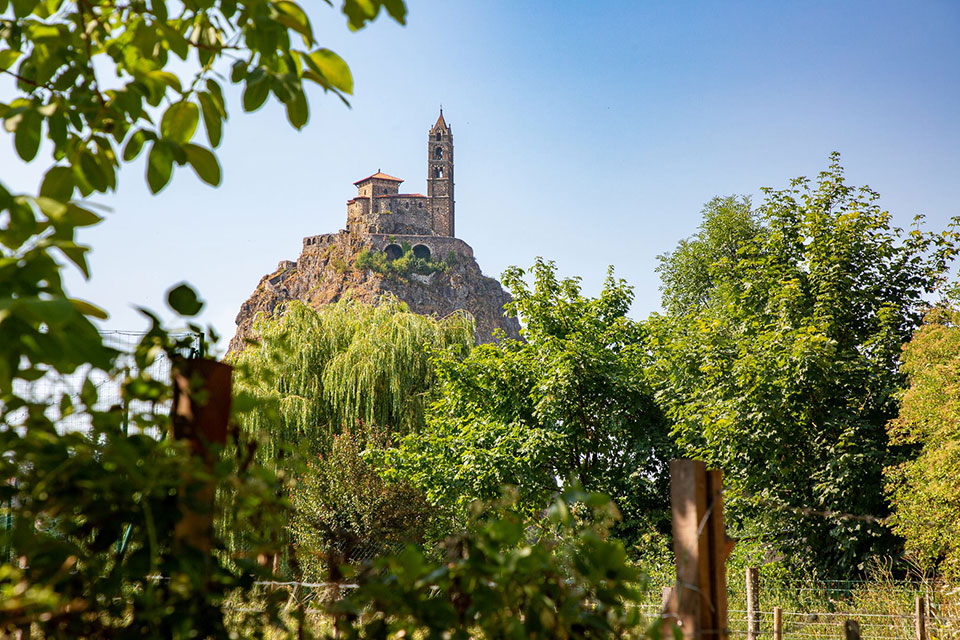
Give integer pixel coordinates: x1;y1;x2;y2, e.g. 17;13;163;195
427;109;454;237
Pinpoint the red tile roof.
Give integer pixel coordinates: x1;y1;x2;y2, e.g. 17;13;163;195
354;172;404;185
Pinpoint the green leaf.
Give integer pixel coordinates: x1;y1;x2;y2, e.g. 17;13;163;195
70;298;108;319
160;101;199;144
123;129;152;161
205;79;226;113
197;93;223;147
146;70;182;94
0;50;22;71
167;283;203;316
14;110;41;161
53;240;92;278
33;195;66;219
341;0;406;30
149;0;167;21
183;144;221;186
146;141;174;194
11;0;38;18
158;23;189;60
40;166;74;201
230;60;248;82
79;151;108;192
62;203;102;228
242;75;270;112
273;0;313;44
304;48;353;94
285;89;308;130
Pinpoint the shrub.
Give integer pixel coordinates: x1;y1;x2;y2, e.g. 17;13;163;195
328;489;647;639
289;425;437;582
353;247;449;278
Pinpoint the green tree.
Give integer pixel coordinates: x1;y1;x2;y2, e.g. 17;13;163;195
227;298;471;573
656;195;761;315
381;259;675;545
647;154;959;575
0;0;407;633
230;297;475;461
289;424;437;582
885;305;960;579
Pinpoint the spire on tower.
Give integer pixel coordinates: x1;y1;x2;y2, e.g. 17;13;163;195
433;107;447;130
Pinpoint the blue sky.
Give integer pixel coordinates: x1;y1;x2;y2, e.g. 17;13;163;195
4;1;960;346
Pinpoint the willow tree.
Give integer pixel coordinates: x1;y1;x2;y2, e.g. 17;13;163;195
230;297;475;461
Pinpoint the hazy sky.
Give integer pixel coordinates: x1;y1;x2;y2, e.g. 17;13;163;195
4;1;959;347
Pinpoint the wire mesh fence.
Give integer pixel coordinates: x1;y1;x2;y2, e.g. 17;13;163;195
7;330;200;438
631;575;960;640
223;576;960;639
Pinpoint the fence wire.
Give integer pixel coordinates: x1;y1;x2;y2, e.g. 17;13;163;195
7;330;199;438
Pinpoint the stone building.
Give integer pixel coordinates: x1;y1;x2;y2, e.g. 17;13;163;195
229;112;521;351
306;110;471;266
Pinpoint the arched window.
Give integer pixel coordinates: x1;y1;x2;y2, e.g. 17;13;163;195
434;147;443;159
384;244;403;261
435;132;442;141
413;244;431;261
433;166;443;178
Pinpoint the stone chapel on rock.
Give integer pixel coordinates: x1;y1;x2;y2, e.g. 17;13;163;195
229;112;521;351
301;110;475;267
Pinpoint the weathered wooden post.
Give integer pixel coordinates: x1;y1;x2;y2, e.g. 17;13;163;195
171;357;233;551
845;619;861;640
746;567;760;640
663;459;734;640
915;596;926;640
773;606;782;640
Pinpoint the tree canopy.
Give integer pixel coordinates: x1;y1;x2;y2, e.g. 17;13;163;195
380;259;676;544
885;304;960;579
647;154;959;575
230;297;475;460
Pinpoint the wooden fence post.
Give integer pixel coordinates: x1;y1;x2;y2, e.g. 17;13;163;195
773;606;782;640
664;459;734;640
845;620;861;640
171;357;233;552
915;596;926;640
746;567;759;640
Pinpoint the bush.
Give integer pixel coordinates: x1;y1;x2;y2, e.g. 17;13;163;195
288;425;438;582
354;247;449;278
328;489;647;639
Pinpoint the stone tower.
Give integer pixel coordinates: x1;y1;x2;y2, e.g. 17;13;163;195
427;110;454;237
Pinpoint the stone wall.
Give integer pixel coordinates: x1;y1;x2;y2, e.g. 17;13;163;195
345;196;435;236
302;233;339;250
368;233;474;262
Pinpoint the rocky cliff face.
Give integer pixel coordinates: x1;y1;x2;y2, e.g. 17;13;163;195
228;232;520;353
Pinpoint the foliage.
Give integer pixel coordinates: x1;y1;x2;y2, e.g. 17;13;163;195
655;195;761;315
0;288;291;637
354;246;451;277
327;489;647;640
0;0;404;196
885;305;960;579
380;259;675;545
647;154;960;576
0;0;408;632
288;424;437;582
231;298;475;462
